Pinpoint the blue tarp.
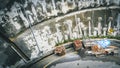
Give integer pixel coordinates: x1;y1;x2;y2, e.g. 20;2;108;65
95;39;111;48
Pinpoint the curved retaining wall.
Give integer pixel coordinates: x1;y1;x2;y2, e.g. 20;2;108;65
12;6;120;59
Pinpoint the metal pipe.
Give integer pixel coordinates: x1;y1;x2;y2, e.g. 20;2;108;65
20;0;41;55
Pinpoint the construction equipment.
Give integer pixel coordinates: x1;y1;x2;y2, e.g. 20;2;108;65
73;40;83;50
54;46;66;56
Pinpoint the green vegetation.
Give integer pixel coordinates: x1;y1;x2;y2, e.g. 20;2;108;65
55;35;120;46
88;35;120;40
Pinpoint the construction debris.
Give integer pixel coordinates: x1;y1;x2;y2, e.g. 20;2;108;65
86;44;119;57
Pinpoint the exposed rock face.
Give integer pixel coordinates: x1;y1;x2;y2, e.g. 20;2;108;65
0;0;120;60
